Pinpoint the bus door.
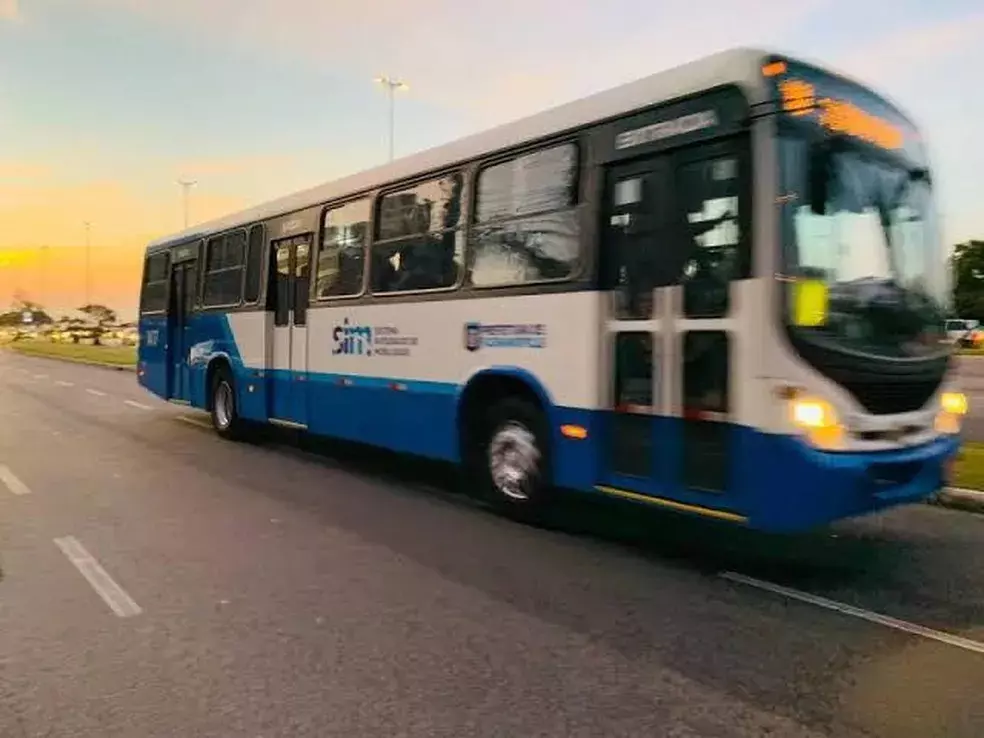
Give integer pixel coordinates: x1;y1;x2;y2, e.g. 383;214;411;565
167;257;197;402
268;234;312;427
600;140;746;502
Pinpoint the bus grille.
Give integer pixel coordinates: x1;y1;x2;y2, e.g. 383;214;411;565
845;378;941;415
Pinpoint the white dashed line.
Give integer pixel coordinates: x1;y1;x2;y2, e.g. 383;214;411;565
53;536;143;618
720;572;984;656
0;465;32;495
33;374;48;380
124;400;153;411
176;415;212;430
86;388;107;397
55;380;75;387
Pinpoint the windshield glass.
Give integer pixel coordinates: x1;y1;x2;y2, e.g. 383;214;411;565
778;133;949;359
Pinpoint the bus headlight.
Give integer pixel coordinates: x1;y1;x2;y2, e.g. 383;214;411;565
935;391;967;435
789;395;845;450
941;391;968;416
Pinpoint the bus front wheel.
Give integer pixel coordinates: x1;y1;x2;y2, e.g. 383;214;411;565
477;397;551;521
210;366;246;441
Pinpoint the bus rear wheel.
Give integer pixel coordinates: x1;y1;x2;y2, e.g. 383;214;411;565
210;366;246;441
477;398;551;521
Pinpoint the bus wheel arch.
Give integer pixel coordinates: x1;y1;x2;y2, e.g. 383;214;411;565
457;371;554;519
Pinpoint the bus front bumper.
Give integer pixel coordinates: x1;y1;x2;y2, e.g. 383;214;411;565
744;432;961;532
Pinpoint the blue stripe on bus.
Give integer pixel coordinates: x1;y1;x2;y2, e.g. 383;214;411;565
224;360;958;532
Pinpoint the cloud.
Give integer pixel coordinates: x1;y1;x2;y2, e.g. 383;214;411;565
0;161;51;181
0;179;246;248
170;153;300;179
835;12;984;79
0;0;18;21
81;0;827;121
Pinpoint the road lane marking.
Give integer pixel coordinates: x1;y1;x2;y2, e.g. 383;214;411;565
0;465;31;496
86;388;107;397
33;373;48;379
720;572;984;656
177;415;212;430
53;536;143;618
124;400;153;411
55;380;75;387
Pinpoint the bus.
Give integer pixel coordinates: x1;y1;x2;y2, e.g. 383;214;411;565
137;48;966;533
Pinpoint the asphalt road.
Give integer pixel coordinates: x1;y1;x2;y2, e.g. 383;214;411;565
2;352;984;737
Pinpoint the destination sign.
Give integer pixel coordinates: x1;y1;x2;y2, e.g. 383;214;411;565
171;244;197;262
614;110;718;150
762;58;920;157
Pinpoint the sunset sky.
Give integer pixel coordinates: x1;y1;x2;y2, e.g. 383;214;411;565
1;0;982;318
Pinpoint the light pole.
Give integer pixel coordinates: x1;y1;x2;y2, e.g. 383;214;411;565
83;221;92;308
37;245;48;307
374;75;409;162
178;179;197;229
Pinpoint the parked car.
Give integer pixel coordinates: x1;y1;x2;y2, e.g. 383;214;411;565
945;319;982;347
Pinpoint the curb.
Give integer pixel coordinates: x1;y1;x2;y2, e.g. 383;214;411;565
3;347;136;373
932;487;984;514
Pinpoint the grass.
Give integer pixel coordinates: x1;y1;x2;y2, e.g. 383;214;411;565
6;340;137;368
952;442;984;491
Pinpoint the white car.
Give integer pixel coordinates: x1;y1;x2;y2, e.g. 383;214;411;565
945;319;981;347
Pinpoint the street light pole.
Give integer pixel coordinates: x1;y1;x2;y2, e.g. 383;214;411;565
83;221;91;308
37;245;48;307
374;75;409;162
178;179;197;229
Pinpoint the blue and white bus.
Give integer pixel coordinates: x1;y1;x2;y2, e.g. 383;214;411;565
138;48;965;532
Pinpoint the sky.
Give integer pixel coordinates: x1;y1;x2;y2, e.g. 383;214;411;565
1;0;982;318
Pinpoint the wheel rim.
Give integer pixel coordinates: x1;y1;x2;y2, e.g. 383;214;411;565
488;421;540;501
214;381;233;430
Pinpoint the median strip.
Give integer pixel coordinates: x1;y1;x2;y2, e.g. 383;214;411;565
5;342;136;371
934;487;984;514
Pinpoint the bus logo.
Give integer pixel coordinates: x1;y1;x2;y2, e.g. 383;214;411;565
333;318;373;356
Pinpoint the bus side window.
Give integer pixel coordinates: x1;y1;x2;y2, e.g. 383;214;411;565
676;150;749;318
469;143;580;288
203;231;246;307
371;173;464;294
243;225;265;304
140;252;169;314
317;198;369;299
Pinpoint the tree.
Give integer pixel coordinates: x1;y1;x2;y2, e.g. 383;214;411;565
0;304;53;327
951;240;984;320
78;304;118;325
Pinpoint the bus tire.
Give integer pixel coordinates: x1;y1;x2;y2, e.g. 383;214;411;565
210;366;246;441
477;397;552;521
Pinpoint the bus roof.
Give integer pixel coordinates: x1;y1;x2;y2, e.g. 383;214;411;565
145;46;914;252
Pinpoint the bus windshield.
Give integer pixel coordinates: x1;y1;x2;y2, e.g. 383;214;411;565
779;134;949;359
